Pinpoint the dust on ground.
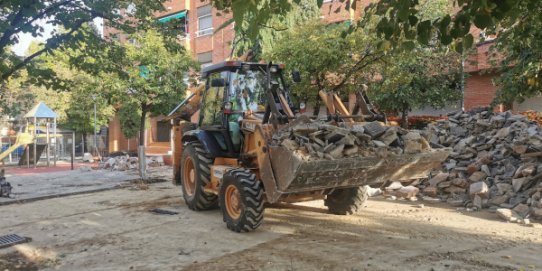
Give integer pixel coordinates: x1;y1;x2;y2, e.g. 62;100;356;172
0;182;541;271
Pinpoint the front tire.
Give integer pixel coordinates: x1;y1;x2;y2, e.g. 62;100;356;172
220;169;265;232
325;186;368;215
180;142;217;210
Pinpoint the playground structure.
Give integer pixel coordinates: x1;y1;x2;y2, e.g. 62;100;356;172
0;102;59;168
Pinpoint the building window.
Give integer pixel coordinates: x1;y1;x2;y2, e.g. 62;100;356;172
198;52;213;69
196;5;213;37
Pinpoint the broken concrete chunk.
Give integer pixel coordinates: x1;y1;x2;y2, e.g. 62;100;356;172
363;121;387;138
328;144;345;159
386;181;403;191
378;127;399;146
428;173;449;187
496;208;521;222
396;186;419;199
469;171;487;183
512;203;530;218
280;139;299;151
343;146;359;156
512;178;527;193
469;181;489;196
473;194;483;209
404;140;422;154
423;186;438;197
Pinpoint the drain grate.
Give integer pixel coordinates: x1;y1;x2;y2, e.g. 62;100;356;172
0;234;30;249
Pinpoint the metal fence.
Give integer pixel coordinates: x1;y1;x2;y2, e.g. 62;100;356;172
0;132;108;166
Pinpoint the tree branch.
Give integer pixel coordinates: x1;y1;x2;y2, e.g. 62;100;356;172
0;1;33;53
331;51;385;92
1;17;95;81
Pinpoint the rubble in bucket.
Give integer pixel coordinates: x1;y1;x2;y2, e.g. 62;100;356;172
419;109;542;222
270;116;432;161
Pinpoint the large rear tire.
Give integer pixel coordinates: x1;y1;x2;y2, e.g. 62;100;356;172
325;186;368;215
180;142;217;210
220;169;265;232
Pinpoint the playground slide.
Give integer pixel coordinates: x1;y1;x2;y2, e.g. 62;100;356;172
0;133;33;161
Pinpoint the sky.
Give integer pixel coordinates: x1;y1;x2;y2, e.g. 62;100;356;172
11;18;104;57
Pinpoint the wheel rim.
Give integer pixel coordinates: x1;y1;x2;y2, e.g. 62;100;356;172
182;157;196;196
225;184;241;220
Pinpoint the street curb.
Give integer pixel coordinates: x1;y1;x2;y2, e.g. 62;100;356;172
0;178;169;206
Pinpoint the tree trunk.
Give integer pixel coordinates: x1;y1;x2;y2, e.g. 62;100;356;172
313;99;321;117
401;108;409;129
314;77;323;117
138;107;147;179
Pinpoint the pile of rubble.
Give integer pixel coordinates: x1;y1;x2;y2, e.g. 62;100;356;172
420;110;542;222
272;117;431;160
101;155;164;171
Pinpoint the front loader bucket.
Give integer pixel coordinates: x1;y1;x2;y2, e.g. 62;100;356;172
268;146;449;193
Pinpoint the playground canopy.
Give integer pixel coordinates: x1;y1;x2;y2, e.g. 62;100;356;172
24;102;58;119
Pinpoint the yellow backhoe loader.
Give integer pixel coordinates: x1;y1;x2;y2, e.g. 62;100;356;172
167;61;448;232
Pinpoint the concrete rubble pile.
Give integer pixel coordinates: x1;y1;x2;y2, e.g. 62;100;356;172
420;109;542;222
101;155;164;171
271;116;431;161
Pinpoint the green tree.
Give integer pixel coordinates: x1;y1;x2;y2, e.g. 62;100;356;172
265;21;385;114
0;70;36;118
369;47;462;128
229;0;320;58
492;1;542;104
0;0;166;82
103;30;196;177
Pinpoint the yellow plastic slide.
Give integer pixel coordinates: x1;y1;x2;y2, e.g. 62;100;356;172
0;133;33;161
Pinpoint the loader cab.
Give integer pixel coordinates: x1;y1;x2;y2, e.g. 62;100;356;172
198;61;289;157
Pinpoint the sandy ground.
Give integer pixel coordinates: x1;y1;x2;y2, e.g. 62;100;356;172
0;182;541;271
0;166;171;205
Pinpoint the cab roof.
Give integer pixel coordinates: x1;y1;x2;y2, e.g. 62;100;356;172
201;61;285;78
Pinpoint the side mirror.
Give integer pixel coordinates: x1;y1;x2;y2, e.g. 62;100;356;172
292;70;301;83
210;78;226;87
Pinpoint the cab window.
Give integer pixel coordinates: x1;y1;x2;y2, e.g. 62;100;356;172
200;72;228;127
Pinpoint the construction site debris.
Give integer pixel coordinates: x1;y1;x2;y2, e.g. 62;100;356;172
0;169;12;198
82;153;94;163
420;110;542;221
272;118;431;161
101;155;164;171
79;165;92;172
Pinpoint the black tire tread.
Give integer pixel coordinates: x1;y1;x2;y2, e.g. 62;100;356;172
181;142;217;210
220;168;265;232
324;186;368;215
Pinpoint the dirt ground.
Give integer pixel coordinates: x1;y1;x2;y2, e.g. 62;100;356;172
0;182;541;271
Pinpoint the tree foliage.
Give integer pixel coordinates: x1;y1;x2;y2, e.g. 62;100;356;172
209;0;526;53
265;21;385;104
230;0;320;58
369;47;462;127
101;30;196;142
0;0;166;82
492;1;542;104
265;0;462;127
